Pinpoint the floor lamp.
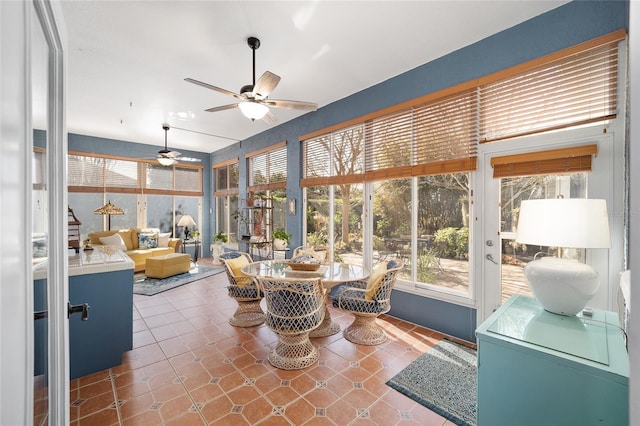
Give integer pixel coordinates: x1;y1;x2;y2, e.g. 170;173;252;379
94;200;125;231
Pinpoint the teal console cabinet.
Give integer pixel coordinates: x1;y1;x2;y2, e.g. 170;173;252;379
476;295;628;426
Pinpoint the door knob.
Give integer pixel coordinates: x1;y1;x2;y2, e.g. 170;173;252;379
485;254;499;265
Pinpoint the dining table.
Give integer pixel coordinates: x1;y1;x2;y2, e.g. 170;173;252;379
242;260;371;337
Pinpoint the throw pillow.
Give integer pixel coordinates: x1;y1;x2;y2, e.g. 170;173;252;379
157;232;171;247
99;233;127;251
118;229;134;250
365;261;388;301
138;232;159;249
225;255;252;286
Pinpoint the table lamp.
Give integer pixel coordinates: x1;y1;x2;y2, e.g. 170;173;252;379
177;214;196;240
516;198;611;316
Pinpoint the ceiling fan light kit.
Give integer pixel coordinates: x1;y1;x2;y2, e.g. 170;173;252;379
154;123;203;166
185;36;317;122
238;101;269;121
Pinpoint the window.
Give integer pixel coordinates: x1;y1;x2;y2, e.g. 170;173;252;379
214;159;239;246
248;142;287;191
301;31;620;300
303;126;365;263
67;152;203;237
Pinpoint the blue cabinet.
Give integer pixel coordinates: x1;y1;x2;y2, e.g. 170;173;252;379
34;250;134;379
476;295;628;426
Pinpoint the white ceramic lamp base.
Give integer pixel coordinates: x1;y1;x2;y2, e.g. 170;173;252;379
524;257;599;316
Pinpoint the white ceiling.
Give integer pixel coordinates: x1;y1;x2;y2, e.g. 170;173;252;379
60;0;568;155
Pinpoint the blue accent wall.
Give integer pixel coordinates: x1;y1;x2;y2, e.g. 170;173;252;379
208;1;628;342
68;1;629;341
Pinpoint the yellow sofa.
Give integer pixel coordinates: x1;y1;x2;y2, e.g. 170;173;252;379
87;228;182;273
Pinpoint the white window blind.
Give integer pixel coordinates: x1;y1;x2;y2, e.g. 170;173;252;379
104;158;139;192
68;154;105;190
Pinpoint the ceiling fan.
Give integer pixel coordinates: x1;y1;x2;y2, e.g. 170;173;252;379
185;36;317;122
156;124;201;166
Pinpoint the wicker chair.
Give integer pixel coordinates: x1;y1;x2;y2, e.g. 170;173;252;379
219;252;265;327
330;260;404;345
257;276;325;370
292;245;328;264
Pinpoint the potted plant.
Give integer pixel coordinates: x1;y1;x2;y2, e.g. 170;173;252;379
272;228;292;250
211;231;228;265
213;231;228;244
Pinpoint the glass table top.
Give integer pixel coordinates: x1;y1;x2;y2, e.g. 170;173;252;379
242;260;370;285
487;296;611;365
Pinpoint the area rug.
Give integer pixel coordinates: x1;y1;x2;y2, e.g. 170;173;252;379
386;339;477;426
133;265;224;296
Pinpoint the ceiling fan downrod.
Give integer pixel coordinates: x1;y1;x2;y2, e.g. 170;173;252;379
248;37;260;88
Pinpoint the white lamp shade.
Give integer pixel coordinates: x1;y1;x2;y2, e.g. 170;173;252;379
157;157;177;166
238;101;269;120
516;198;610;249
177;214;196;227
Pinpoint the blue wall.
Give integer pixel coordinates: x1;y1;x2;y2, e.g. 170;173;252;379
208;1;628;342
68;1;628;341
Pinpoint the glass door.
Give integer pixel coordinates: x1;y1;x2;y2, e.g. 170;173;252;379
32;1;69;424
479;130;617;324
32;2;50;423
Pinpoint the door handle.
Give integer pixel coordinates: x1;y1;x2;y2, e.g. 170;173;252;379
485;254;499;265
68;302;90;321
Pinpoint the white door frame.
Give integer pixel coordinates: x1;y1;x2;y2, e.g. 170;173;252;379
0;1;68;424
477;126;625;325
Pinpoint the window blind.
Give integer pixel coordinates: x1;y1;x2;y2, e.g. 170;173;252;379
300;31;622;186
247;143;287;191
491;144;597;178
301;125;365;187
213;158;239;196
304;90;478;185
480;42;618;143
68;151;203;196
175;167;203;195
68;154;105;191
104;158;140;193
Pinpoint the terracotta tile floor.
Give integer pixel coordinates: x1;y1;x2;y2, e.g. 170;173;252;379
69;259;459;425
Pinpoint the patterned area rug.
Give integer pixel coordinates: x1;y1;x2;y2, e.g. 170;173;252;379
386;339;477;426
133;265;224;296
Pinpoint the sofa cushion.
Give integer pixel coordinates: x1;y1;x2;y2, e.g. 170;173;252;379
117;230;134;250
89;230;117;245
138;232;159;249
99;233;127;251
158;232;172;247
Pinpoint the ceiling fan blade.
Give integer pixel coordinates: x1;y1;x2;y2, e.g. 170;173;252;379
262;110;278;125
253;71;281;99
176;156;202;163
266;99;318;111
184;78;242;99
158;150;181;158
205;103;240;113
